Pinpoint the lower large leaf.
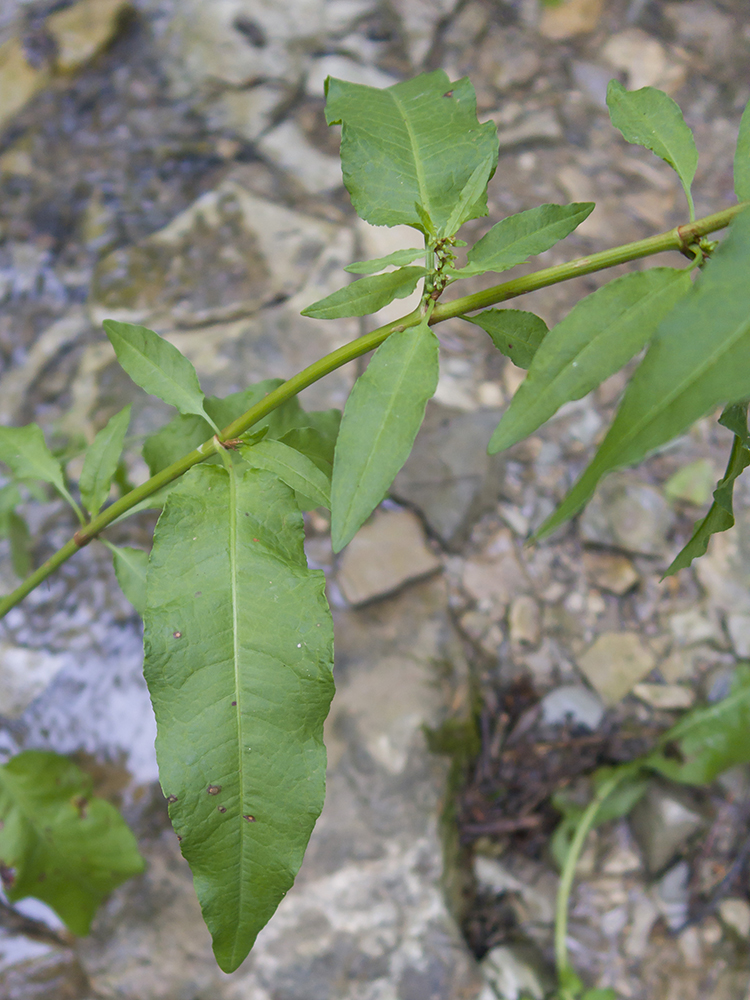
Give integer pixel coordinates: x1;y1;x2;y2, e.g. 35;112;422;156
143;464;334;972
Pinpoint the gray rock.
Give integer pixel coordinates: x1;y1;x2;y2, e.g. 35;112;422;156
726;613;750;657
391;404;505;550
461;530;530;614
509;596;541;648
540;685;606;731
0;947;91;1000
336;507;442;605
632;683;695;710
495;110;563;151
305;54;399;95
579;474;676;557
0;642;71;718
630;784;705;874
652;860;690;930
576;631;656;706
582;550;639;595
257;119;343;193
718;898;750;939
480;944;553;1000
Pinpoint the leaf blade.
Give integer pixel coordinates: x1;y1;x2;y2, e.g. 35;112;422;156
108;543;149;616
489;268;691;452
331;318;439;552
240;439;331;510
0;423;79;514
301;267;426;320
79;405;131;516
345;248;426;274
462;308;548;369
143;465;334;971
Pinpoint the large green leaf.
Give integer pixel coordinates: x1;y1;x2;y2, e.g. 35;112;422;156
331;318;439;552
240;440;331;510
79;405;131;516
345;248;426;274
103;321;218;431
143;464;334;972
107;542;149;616
301;267;427;320
735;97;750;202
489;268;690;453
537;209;750;539
0;750;144;935
325;71;498;234
664;403;750;576
646;665;750;784
463;308;548;369
458;202;595;277
0;423;78;513
606;80;698;217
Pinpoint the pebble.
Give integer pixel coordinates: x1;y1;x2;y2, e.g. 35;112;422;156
726;613;750;657
336;507;441;605
602;28;686;92
577;631;656;706
509;595;541;648
480;944;551;1000
630;785;704;873
664;459;717;506
46;0;130;74
257;119;343;193
583;550;639;595
632;683;695;710
494;110;563;151
459;610;504;658
652;861;690;930
539;685;606;731
539;0;604;40
668;609;718;647
0;642;71;718
305;54;398;95
579;475;676;557
718;898;750;939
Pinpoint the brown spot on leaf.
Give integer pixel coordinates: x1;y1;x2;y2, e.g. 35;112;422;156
207;785;222;795
177;834;182;842
72;795;88;819
167;795;178;804
443;90;453;97
231;701;237;707
0;863;16;887
173;631;182;639
243;814;256;822
218;806;226;813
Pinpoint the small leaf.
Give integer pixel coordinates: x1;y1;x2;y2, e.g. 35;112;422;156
0;423;78;512
301;267;426;320
240;440;331;510
103;320;218;430
537;210;750;539
144;464;334;971
646;665;750;784
735;97;750;202
79;405;131;516
462;308;548;369
108;543;149;617
489;268;690;453
0;750;144;935
440;160;495;238
607;79;698;217
331;318;438;552
458;202;595;277
345;248;426;274
7;511;31;578
325;71;499;233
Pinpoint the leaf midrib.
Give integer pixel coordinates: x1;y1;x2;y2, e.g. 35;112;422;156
388;90;434;225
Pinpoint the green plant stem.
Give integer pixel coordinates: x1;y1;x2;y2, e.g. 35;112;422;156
554;769;634;999
1;201;747;619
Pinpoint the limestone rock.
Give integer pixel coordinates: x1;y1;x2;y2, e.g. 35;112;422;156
577;631;656;706
336;507;442;605
630;785;705;873
583;550;639;595
47;0;131;74
462;530;530;614
652;860;690;929
0;38;51;134
391;404;505;550
726;613;750;657
539;0;604;41
632;683;695;710
603;29;686;92
0;948;91;1000
718;898;750;939
579;474;676;557
0;642;71;718
509;595;541;648
480;944;553;1000
257;119;342;193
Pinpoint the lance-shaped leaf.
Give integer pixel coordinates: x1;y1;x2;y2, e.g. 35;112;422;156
103;321;219;432
457;202;595;277
301;267;426;320
143;465;334;972
440;160;496;238
607;80;698;217
463;308;548;369
537;209;750;539
646;665;750;785
489;268;691;453
664;404;750;576
107;542;149;616
735;97;750;202
79;405;131;516
331;318;438;552
240;439;331;510
325;71;498;234
345;248;426;274
0;423;79;513
0;750;144;935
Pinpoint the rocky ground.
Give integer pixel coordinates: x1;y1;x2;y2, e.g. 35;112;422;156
0;0;749;997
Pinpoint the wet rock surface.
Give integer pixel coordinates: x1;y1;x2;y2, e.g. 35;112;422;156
0;0;749;998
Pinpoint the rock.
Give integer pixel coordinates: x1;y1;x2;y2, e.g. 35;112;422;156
0;38;51;134
630;785;704;873
602;29;686;92
257;119;343;193
539;0;604;40
46;0;131;74
336;507;442;606
0;642;71;718
0;949;91;1000
583;550;639;595
625;890;659;958
668;609;718;647
480;944;552;1000
509;596;541;648
494;110;563;151
539;685;606;731
718;898;750;939
462;530;530;614
632;683;695;710
652;861;690;929
577;632;656;706
391;404;505;550
207;83;288;142
459;610;505;658
694;519;750;616
663;459;717;506
305;54;398;95
726;613;750;657
491;48;541;92
473;856;557;926
579;474;676;558
390;0;460;66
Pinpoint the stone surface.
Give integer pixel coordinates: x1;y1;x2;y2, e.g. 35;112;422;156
579;475;676;557
630;785;705;874
632;683;695;710
652;861;690;930
0;948;91;1000
726;613;750;657
257;119;343;193
336;507;442;606
47;0;131;74
577;632;656;706
602;29;685;91
0;37;51;133
480;944;552;1000
391;405;505;550
508;595;541;648
0;641;71;718
539;0;604;40
718;898;750;939
539;685;606;731
582;550;639;595
461;529;530;615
